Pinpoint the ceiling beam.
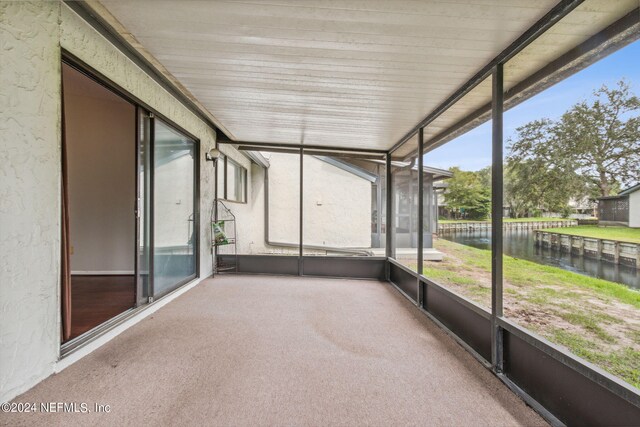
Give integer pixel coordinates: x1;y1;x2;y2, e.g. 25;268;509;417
218;135;388;155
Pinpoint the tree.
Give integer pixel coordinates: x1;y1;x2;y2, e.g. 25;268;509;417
508;80;640;202
476;165;492;189
504;161;536;218
505;119;587;217
444;167;491;220
504;157;585;218
556;80;640;197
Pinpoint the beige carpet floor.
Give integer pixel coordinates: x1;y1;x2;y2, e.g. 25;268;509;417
2;275;546;426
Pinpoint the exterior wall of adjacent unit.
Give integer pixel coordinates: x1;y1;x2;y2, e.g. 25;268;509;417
217;148;305;255
630;190;640;228
302;156;371;249
0;1;217;403
214;150;373;255
256;153;372;254
263;153;301;251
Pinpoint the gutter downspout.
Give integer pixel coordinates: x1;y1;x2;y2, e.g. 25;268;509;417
263;167;373;256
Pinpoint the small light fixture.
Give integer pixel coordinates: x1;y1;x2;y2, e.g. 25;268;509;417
206;147;221;164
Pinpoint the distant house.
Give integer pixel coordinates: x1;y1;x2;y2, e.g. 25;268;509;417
541;197;597;219
501;196;596;220
567;197;598;219
598;184;640;228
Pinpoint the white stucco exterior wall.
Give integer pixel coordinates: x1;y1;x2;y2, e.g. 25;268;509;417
303;156;371;249
226;152;372;255
264;153;301;248
0;1;62;405
629;191;640;228
0;1;218;403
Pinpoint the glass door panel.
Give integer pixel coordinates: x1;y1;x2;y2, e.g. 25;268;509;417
136;108;151;306
153;119;197;296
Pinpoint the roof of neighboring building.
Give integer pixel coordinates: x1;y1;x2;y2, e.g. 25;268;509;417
241;150;270;168
414;165;454;180
598;184;640;200
360;159;453;180
246;151;454;182
619;183;640;196
315;156;378;182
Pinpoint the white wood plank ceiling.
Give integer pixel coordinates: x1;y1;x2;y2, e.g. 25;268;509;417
96;0;638;152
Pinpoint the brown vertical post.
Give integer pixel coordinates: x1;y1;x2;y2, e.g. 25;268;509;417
491;63;504;372
299;148;303;275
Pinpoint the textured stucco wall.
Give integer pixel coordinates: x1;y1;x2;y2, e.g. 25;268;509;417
264;153;301;248
0;1;62;404
0;1;219;403
253;153;372;253
303;156;371;248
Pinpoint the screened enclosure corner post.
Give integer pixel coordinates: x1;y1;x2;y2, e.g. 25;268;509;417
298;148;303;276
385;153;393;279
491;63;504;372
385;153;394;260
417;127;425;307
212;147;218;277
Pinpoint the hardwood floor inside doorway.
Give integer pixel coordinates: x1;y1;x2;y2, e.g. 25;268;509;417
69;275;135;340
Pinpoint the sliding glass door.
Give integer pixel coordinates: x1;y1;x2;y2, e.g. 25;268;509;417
61;58;200;350
152;119;197;296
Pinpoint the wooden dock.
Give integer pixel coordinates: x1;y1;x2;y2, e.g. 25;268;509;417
533;230;639;267
438;220;577;232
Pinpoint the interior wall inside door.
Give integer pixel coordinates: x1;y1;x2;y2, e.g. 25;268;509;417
62;63;137;341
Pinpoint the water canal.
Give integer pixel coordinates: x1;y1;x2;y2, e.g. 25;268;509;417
439;229;639;289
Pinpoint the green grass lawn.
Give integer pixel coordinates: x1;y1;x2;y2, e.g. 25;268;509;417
439;217;574;224
424;238;640;387
539;225;640;244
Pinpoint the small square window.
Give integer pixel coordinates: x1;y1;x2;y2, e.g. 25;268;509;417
218;156;247;203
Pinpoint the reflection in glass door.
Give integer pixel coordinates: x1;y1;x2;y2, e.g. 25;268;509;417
153;119;197;296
